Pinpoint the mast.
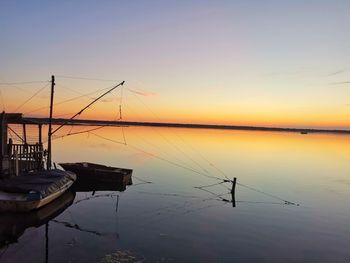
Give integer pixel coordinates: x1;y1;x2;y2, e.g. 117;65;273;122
47;75;55;170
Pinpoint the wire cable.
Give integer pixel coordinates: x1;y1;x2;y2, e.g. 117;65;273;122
0;80;49;85
14;83;49;112
56;75;118;82
90;132;223;181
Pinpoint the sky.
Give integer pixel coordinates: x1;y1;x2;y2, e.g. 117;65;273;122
0;0;350;129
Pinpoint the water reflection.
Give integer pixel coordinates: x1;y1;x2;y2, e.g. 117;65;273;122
0;190;75;250
0;172;133;262
1;127;350;262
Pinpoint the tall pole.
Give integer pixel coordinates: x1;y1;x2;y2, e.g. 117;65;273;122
47;75;55;170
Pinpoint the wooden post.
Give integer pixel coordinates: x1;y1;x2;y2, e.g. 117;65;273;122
39;124;42;145
231;177;236;207
47;75;55;170
0;112;10;178
15;150;19;176
0;112;4;176
23;124;27;144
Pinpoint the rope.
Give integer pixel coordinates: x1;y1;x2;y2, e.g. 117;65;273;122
14;82;49;112
0;80;48;85
123;99;218;179
56;75;118;82
127;88;230;181
49;126;107;142
236;182;299;205
55;83;95;100
90;132;223;181
52;81;125;135
24;85;113;114
132;175;153;184
8;126;25;143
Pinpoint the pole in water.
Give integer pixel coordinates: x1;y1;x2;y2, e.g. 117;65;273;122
47;75;55;170
45;222;49;263
231;177;236;207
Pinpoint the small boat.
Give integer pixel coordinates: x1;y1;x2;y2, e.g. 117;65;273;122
300;131;308;134
0;169;76;212
60;162;132;185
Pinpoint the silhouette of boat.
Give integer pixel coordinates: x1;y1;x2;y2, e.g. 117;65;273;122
0;170;76;212
0;189;75;248
60;162;132;185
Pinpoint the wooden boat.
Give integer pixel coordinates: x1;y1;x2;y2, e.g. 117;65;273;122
0;169;76;212
60;162;132;185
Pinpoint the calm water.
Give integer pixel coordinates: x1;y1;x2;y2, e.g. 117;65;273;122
1;126;350;262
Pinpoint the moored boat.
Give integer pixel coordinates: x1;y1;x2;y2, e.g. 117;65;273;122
60;162;132;185
0;169;76;212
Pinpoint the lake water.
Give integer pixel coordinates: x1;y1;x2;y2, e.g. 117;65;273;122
1;126;350;262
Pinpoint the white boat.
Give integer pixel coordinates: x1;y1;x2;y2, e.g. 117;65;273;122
0;169;76;212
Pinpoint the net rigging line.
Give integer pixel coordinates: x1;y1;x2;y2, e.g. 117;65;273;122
126;88;231;183
52;81;125;135
24;85;114;115
122;99;216;179
56;75;119;82
55;83;95;100
235;182;299;206
14;82;50;112
51;82;125;141
0;80;49;85
90;131;224;182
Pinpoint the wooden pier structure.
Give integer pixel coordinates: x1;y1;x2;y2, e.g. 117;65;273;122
0;112;44;178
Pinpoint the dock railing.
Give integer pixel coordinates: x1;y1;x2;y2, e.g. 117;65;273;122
9;143;44;175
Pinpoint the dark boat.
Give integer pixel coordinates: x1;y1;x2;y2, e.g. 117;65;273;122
59;162;133;185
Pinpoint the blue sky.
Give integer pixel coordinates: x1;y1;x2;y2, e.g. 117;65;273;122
1;0;349;128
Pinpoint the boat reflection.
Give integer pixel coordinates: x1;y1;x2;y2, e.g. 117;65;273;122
0;190;75;249
0;171;133;262
72;171;133;192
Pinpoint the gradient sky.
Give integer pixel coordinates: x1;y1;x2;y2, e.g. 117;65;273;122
1;0;350;129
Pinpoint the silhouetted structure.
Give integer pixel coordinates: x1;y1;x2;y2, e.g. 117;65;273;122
0;112;44;179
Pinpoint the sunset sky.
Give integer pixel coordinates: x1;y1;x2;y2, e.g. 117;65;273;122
1;0;349;129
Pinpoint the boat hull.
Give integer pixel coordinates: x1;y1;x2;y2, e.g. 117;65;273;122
0;179;74;212
60;162;133;185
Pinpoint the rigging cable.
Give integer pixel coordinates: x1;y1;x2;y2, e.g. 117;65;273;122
126;88;230;182
56;75;118;82
14;82;50;112
52;81;125;135
0;80;48;85
122;102;215;178
90;131;299;206
90;132;223;181
235;182;299;205
24;85;114;115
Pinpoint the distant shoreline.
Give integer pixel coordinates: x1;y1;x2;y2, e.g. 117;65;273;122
22;117;350;135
